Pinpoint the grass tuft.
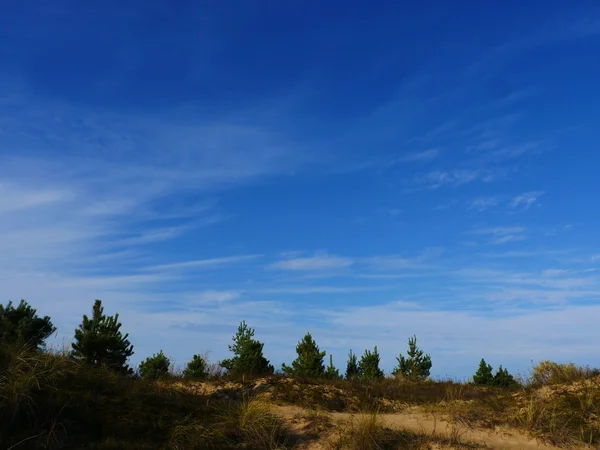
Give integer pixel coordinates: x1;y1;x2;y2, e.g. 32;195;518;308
331;410;394;450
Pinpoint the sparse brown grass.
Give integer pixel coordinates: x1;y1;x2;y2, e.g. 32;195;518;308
330;410;401;450
329;409;486;450
529;361;600;387
270;377;504;414
513;381;600;446
292;407;333;437
213;393;289;449
5;346;599;449
0;344;290;449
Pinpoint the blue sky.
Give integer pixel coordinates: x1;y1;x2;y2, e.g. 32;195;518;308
1;0;599;378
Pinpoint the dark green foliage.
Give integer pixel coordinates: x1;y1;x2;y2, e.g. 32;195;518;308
393;335;432;381
282;332;326;378
473;358;494;385
346;349;361;380
325;354;342;380
71;299;134;373
139;350;170;379
473;359;518;387
359;346;384;381
0;299;56;350
221;321;274;376
183;354;208;379
493;365;518;387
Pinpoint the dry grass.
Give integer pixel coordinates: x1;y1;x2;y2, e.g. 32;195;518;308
0;344;290;449
169;394;289;449
292;407;333;437
270;377;502;414
329;410;485;450
514;382;600;446
423;382;516;432
5;346;599;449
213;393;289;449
529;361;600;387
330;410;400;450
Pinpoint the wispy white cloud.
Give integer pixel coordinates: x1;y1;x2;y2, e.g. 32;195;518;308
413;168;504;190
142;255;263;273
0;182;73;213
321;301;600;374
364;248;443;271
268;254;354;271
376;208;403;217
489;141;549;161
480;249;572;259
510;191;545;210
545;224;573;236
259;286;387;295
268;249;442;274
469;226;527;245
467;196;500;211
390;149;439;164
186;290;242;304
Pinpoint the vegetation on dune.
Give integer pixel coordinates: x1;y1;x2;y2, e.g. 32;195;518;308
221;320;274;377
325;353;342;380
472;358;494;385
0;343;290;449
71;299;134;374
3;297;600;448
282;332;326;378
139;350;171;380
358;346;384;382
345;349;361;380
392;335;432;381
472;358;519;387
0;299;56;350
182;353;209;380
530;360;600;386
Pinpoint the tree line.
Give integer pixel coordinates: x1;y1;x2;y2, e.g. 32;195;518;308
0;299;517;386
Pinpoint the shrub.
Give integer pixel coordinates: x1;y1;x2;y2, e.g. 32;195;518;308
282;332;326;378
0;299;56;350
221;321;274;377
359;346;384;381
183;354;208;380
71;299;134;374
531;361;592;386
139;351;171;379
393;335;432;381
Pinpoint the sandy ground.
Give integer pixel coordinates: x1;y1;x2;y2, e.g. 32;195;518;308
274;405;562;450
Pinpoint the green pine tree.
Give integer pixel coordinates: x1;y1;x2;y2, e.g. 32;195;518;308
282;332;326;378
473;358;494;385
0;299;56;350
183;354;209;380
359;346;384;381
139;350;171;379
325;354;342;380
345;349;360;380
493;365;518;387
221;321;274;376
71;299;134;373
393;335;432;381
